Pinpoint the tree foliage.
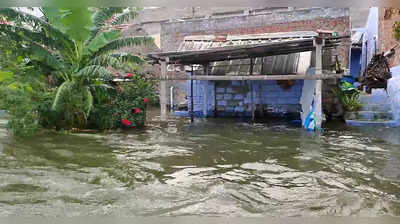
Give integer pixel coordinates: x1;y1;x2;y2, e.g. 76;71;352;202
0;7;155;135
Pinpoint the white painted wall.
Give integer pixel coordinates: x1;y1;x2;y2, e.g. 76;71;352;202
361;7;379;76
300;68;316;128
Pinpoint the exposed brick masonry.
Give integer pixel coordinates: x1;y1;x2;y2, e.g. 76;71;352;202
379;8;400;67
162;8;350;66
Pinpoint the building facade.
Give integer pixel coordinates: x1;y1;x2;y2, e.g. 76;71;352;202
160;8;351;121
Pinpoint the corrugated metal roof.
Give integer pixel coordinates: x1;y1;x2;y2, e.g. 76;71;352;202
178;31;318;50
178;31;317;75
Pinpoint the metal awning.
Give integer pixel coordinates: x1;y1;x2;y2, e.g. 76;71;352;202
148;35;349;65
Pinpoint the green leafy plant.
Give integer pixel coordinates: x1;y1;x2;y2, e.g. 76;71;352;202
394;21;400;41
332;82;362;112
0;45;55;137
0;7;153;129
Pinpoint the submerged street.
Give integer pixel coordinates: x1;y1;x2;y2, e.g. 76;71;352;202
1;112;400;217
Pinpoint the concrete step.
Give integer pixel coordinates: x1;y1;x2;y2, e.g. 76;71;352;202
346;89;398;127
360;103;392;112
345;119;398;127
359;94;390;104
345;111;393;121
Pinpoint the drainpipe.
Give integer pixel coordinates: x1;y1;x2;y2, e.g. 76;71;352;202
190;65;194;123
170;86;174;110
364;40;368;77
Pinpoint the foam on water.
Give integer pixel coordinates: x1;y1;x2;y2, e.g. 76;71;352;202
0;118;400;217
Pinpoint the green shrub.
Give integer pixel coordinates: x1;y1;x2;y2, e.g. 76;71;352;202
332;82;362;112
0;46;55;137
88;74;156;130
1;7;153;130
0;75;55;137
0;7;157;136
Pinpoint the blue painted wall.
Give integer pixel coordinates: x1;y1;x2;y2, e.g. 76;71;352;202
350;48;362;79
187;80;215;117
187;79;303;118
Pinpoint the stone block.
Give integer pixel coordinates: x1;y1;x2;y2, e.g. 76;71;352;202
216;88;225;93
217;100;227;106
234;94;244;100
226;87;234;93
224;94;233;100
216;94;224;100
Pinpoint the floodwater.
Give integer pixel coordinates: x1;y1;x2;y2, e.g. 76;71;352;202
1;112;400;217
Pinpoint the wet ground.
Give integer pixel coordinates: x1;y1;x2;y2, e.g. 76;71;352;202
1;113;400;217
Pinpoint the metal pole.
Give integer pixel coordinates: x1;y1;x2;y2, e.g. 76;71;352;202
170;86;174;110
260;58;265;117
160;60;168;121
364;41;368;77
250;80;255;121
250;58;255;121
314;38;324;130
203;64;209;118
190;65;194;123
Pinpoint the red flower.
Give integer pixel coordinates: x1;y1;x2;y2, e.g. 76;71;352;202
135;108;142;114
122;119;132;126
126;73;135;78
0;19;10;25
143;97;149;103
119;86;123;93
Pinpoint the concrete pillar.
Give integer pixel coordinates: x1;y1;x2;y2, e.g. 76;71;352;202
190;65;194;123
203;64;209;117
202;85;207;117
314;38;325;129
160;59;168;121
249;58;255;121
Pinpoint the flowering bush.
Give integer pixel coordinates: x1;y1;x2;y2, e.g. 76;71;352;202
126;73;135;78
87;73;156;130
0;7;157;136
121;118;133;127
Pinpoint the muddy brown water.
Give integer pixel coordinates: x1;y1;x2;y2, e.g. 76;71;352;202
1;112;400;217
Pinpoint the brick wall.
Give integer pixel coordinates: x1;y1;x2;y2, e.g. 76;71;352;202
162;7;351;66
379;8;400;67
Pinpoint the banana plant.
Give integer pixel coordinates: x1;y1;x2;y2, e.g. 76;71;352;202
0;7;153;128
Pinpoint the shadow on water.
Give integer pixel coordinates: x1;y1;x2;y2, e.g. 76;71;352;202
1;114;400;217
